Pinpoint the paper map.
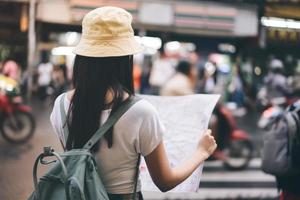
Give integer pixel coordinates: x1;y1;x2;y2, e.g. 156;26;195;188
139;94;220;192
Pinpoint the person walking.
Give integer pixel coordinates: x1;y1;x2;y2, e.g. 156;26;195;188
50;7;217;200
160;60;196;96
264;59;292;100
37;54;53;101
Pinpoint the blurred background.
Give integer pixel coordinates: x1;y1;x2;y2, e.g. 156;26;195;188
0;0;300;199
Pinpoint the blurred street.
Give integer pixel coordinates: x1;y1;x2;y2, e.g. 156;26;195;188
1;0;300;199
0;98;278;200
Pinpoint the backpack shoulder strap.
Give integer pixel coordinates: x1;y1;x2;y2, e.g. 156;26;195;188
132;154;141;199
290;108;300;141
59;93;69;145
285;111;297;154
83;96;141;149
285;111;297;134
286;104;300;139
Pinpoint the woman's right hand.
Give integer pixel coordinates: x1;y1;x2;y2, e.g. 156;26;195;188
197;129;217;160
145;129;217;192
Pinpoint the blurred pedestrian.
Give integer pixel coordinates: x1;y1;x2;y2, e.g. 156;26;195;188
228;64;245;108
133;61;142;93
51;65;66;99
50;7;217;200
140;55;152;94
203;61;218;94
160;60;196;96
264;59;292;99
1;57;21;81
58;56;68;83
149;51;175;95
37;54;53;101
288;61;300;96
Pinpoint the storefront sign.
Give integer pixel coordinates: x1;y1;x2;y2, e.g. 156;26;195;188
138;3;173;26
40;0;258;37
267;28;300;43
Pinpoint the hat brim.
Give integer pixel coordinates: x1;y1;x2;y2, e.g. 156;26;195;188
73;36;144;57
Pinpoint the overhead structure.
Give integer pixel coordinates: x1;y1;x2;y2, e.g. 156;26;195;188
36;0;258;38
261;3;300;46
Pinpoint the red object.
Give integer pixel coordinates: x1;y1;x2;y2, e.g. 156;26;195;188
15;104;32;112
219;106;237;130
280;191;300;200
0;93;31;114
210;104;253;169
231;130;250;140
133;64;142;91
217;105;250;140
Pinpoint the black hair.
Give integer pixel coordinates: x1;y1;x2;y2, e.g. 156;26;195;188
41;51;49;63
176;60;192;76
66;55;134;151
271;67;284;74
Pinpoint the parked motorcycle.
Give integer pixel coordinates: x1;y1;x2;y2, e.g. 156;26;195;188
210;104;253;170
0;75;35;143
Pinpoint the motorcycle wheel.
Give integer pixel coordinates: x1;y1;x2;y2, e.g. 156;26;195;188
1;111;35;144
223;140;253;170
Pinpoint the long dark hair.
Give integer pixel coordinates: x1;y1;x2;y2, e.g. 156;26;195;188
66;55;134;151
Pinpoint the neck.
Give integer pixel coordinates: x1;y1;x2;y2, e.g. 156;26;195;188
68;89;129;104
105;89;129;104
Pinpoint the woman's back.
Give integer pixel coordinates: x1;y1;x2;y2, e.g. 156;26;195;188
50;92;164;194
49;6;217;198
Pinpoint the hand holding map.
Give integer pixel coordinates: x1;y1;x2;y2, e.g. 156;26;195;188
139;94;220;192
196;129;217;160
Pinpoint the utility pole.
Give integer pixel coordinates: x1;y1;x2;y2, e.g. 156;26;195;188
27;0;36;98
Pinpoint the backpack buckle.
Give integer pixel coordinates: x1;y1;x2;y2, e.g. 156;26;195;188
43;146;54;156
40;147;56;165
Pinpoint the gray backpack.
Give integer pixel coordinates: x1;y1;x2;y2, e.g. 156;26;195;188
28;95;141;200
262;103;300;177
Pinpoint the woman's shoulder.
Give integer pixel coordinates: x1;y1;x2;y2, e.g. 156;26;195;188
52;91;74;114
53;90;73;105
53;93;65;107
131;97;158;117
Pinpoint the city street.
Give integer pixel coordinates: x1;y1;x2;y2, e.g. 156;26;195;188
0;0;299;199
0;98;278;200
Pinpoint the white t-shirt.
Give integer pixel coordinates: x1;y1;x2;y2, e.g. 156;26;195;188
160;73;194;96
38;62;53;86
149;58;175;87
50;93;164;194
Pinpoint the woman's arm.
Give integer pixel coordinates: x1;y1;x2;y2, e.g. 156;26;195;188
144;129;216;192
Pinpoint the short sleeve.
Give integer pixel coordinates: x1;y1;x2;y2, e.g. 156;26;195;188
138;105;165;156
50;94;66;146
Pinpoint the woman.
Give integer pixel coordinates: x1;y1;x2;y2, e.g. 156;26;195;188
50;7;217;200
1;57;21;81
160;60;197;96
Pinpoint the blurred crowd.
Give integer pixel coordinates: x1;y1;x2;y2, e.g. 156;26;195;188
1;48;300;200
1;49;300;111
134;51;300;117
0;53;70;103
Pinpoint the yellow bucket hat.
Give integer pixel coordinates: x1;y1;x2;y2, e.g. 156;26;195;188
73;6;143;57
